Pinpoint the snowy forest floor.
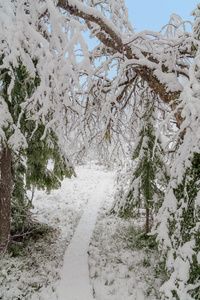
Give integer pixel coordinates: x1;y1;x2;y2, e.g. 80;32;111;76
0;162;163;300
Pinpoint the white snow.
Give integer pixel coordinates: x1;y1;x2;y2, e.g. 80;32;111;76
56;167;113;300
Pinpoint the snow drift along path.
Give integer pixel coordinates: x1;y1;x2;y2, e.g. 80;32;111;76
56;167;113;300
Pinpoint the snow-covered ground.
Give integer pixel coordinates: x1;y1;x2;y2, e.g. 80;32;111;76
0;162;161;300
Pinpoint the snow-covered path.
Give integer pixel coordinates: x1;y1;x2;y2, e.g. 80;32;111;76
56;167;113;300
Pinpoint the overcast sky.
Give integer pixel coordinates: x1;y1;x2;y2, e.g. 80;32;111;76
124;0;199;32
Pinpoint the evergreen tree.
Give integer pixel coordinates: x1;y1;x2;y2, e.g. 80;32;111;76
152;7;200;298
115;98;169;234
0;59;74;240
153;153;200;300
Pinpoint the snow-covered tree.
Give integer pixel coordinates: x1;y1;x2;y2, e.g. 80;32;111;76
152;151;200;299
113;92;169;234
0;0;93;254
0;54;75;248
151;7;200;297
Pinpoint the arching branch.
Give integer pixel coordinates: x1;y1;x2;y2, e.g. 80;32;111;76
57;0;182;105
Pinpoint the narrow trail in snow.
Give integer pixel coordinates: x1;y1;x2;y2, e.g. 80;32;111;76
56;169;113;300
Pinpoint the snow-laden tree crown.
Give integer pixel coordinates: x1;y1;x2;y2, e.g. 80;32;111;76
0;0;197;159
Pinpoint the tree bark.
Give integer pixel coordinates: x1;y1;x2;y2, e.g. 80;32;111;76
146;207;150;235
0;147;12;256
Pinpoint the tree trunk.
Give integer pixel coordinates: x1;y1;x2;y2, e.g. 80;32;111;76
146;207;150;235
0;147;12;256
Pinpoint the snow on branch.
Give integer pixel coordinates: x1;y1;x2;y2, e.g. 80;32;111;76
57;0;195;108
